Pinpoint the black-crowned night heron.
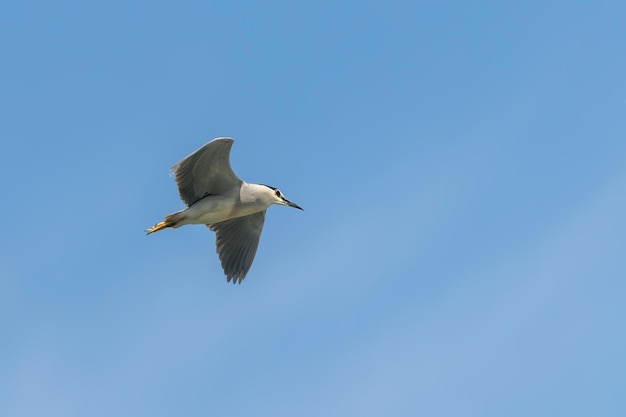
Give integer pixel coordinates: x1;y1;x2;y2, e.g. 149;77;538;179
147;137;302;283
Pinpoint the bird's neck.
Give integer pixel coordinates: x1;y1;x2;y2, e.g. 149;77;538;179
240;183;274;208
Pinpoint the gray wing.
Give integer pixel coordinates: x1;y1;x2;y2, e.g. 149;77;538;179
208;211;266;284
171;137;242;207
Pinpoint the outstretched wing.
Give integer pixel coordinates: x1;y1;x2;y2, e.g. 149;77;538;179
171;137;242;207
208;211;266;283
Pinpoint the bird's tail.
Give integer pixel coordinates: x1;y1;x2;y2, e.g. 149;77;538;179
146;210;186;235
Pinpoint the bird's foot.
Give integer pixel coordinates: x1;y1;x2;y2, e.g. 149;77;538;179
146;221;169;235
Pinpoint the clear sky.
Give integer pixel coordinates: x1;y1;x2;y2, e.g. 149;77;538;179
1;1;625;416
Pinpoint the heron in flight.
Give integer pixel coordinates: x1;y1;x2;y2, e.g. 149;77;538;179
147;137;302;283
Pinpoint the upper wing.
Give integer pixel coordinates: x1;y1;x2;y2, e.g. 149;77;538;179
208;211;266;284
171;137;242;206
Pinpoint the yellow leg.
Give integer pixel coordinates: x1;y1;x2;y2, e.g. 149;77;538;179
146;221;170;235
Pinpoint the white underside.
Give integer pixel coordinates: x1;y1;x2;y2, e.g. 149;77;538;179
172;184;272;227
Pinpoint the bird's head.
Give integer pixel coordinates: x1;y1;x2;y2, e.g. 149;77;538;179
261;185;303;210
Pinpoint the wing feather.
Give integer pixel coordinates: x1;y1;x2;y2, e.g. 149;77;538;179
208;211;266;283
171;137;242;206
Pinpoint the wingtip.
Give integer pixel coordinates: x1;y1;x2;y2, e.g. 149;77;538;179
226;274;245;285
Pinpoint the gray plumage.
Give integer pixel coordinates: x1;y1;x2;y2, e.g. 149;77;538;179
147;137;302;284
171;138;241;206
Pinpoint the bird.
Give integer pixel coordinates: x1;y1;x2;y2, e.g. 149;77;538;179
146;137;302;284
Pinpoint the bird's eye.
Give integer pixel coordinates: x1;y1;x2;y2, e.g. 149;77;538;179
275;189;281;197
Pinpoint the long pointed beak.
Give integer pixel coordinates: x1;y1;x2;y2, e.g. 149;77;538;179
285;199;303;210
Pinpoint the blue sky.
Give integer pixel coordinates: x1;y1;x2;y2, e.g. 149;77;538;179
1;1;625;416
